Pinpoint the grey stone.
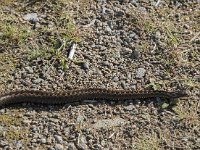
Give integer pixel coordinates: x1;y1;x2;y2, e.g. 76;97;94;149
25;66;34;74
0;126;3;132
48;147;55;150
48;21;54;28
93;144;103;149
112;76;119;82
67;143;76;150
77;135;88;149
131;49;140;59
127;73;132;80
130;84;136;90
121;80;126;89
50;118;59;123
129;32;137;38
22;119;31;124
124;105;135;111
31;126;38;132
0;32;3;37
77;115;84;123
0;109;5;113
32;139;37;143
105;26;112;33
121;47;132;55
40;138;47;144
35;22;41;28
20;79;30;86
93;117;127;129
0;140;8;146
96;0;106;3
33;78;43;84
54;135;63;144
47;136;53;144
81;62;89;70
54;144;64;150
23;13;39;23
25;110;36;116
155;31;161;39
102;61;110;67
116;11;124;17
136;68;146;78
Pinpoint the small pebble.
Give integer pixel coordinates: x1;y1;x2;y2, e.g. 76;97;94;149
136;68;146;78
54;135;63;144
54;144;64;150
23;13;39;23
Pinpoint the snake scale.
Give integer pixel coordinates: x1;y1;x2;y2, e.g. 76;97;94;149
0;88;187;106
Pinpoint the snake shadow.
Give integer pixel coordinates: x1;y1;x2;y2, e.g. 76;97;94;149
1;97;177;113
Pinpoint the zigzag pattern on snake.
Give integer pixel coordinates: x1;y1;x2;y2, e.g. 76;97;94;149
0;88;187;106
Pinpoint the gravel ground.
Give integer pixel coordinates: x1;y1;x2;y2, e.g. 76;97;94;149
0;0;200;149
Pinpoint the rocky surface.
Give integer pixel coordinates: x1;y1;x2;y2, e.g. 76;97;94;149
0;0;199;149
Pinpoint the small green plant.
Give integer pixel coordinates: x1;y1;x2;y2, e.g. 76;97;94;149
48;14;82;70
143;20;157;34
28;48;50;60
0;0;15;6
145;78;161;90
0;54;17;89
0;22;30;46
63;21;81;43
172;100;199;123
50;40;69;71
60;57;68;71
135;132;161;150
164;26;179;47
6;128;29;141
0;113;30;144
181;76;200;89
0;114;22;126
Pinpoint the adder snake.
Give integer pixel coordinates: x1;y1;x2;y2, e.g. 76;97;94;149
0;88;187;106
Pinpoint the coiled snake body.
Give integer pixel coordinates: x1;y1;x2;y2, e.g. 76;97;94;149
0;88;187;106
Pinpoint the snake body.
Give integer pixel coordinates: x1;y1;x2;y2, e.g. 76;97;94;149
0;88;187;106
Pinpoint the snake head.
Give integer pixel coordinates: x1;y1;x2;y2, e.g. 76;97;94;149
171;90;188;99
